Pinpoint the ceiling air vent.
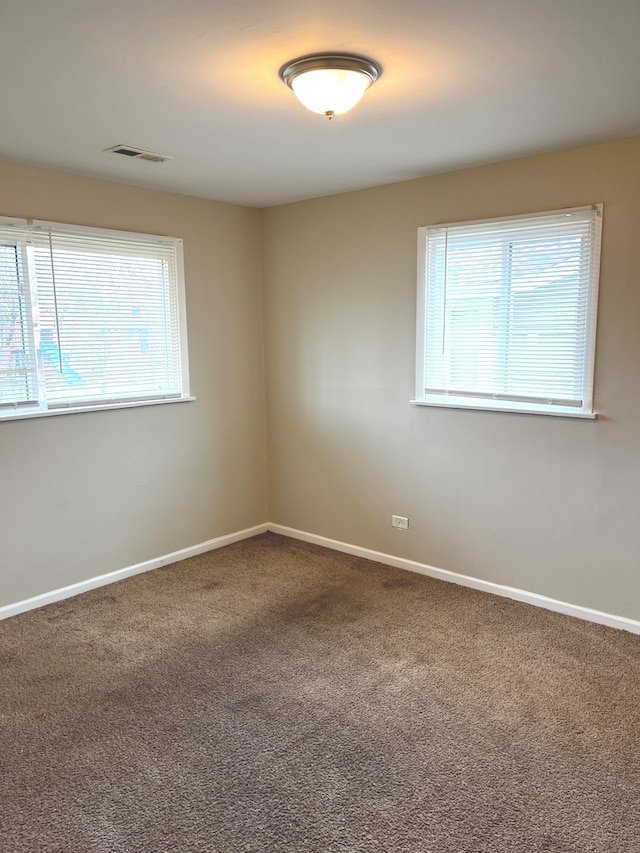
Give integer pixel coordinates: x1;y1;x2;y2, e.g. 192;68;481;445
105;144;173;164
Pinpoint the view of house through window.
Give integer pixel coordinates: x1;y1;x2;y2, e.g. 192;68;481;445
0;218;189;417
415;205;603;417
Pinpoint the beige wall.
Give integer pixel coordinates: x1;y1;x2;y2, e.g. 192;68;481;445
262;137;640;621
4;138;640;621
0;162;268;607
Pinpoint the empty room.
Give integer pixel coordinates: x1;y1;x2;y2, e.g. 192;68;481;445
1;1;639;850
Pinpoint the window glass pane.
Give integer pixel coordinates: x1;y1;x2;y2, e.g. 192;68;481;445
507;234;586;400
0;243;37;405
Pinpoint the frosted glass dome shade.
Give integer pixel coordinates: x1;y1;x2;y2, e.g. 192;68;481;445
291;68;371;116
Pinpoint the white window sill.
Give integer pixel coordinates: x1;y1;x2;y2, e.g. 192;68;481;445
410;399;598;420
0;395;196;422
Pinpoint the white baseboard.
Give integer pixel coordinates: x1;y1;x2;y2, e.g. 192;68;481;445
0;523;269;622
4;520;639;636
268;523;640;635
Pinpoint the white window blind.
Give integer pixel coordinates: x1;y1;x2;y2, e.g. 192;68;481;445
0;218;189;417
415;205;602;417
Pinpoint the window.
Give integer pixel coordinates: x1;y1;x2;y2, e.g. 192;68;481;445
0;217;190;418
414;205;602;418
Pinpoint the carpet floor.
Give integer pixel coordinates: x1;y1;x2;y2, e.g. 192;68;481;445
1;532;639;852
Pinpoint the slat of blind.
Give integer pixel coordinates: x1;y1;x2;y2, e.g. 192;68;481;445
423;388;583;407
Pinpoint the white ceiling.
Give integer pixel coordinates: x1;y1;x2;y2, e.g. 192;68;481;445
2;0;640;208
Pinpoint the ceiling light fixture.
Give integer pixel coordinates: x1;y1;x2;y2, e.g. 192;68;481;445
279;53;382;120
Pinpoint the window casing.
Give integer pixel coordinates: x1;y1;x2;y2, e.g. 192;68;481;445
414;205;603;418
0;218;190;419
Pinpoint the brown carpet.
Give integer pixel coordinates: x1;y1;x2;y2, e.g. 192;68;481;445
1;533;639;852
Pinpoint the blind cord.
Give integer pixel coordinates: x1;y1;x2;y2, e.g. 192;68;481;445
47;229;64;376
442;227;448;356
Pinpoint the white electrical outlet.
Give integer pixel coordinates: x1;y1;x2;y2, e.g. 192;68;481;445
391;515;409;530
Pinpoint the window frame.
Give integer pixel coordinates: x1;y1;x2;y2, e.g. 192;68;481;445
0;216;193;421
413;205;603;419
